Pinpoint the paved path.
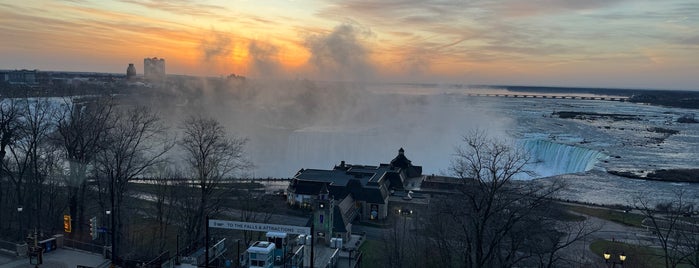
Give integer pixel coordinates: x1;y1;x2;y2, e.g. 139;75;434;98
0;248;109;268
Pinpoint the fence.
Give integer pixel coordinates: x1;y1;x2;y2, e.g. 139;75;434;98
0;238;24;256
63;238;105;255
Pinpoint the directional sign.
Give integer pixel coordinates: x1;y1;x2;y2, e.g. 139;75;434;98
209;219;310;235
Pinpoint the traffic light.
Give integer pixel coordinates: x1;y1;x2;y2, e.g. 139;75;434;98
63;215;71;233
89;216;98;240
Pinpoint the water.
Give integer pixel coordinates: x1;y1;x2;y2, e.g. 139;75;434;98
159;82;699;206
522;140;607;178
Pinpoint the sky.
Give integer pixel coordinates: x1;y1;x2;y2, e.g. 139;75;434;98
1;0;698;89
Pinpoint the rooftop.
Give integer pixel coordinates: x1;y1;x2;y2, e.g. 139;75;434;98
248;241;275;253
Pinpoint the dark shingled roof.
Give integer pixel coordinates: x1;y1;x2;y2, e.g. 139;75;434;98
289;148;422;204
333;206;348;233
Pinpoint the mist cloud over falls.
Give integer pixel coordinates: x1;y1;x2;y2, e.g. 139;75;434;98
305;23;375;81
134;79;510;178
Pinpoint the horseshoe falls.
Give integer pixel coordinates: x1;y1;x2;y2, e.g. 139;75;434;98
522;140;607;179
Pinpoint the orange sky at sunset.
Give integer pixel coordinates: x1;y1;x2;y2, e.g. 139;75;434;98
1;0;698;89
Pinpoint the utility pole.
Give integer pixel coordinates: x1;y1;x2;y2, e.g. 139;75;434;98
310;221;314;268
204;215;209;268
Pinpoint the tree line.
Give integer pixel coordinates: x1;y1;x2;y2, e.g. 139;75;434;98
0;96;250;263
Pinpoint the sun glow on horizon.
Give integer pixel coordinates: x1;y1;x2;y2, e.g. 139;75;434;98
1;0;698;89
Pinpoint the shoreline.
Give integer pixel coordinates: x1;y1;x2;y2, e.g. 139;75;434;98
608;169;699;183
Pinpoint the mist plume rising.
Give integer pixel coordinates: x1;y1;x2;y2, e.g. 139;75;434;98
305;23;375;81
133;78;509;178
126;23;509;178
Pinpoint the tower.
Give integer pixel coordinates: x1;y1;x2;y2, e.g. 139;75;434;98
126;63;136;80
313;183;333;245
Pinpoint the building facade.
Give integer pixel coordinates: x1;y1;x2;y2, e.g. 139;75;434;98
143;57;165;81
287;148;423;231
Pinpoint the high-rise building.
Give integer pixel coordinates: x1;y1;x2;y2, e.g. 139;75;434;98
144;57;165;81
1;69;39;85
126;63;137;80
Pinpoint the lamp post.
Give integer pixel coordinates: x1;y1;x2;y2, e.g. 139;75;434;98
17;206;23;242
106;210;113;266
603;251;626;267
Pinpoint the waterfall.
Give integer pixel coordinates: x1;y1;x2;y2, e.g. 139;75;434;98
522;139;607;178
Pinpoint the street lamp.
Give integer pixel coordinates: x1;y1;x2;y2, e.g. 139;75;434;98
603;251;626;267
17;206;23;242
106;210;113;264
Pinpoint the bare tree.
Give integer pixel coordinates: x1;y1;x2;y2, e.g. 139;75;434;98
238;186;273;243
636;190;697;268
19;98;57;231
0;99;22;231
527;215;600;268
678;222;699;268
423;130;579;268
54;97;113;232
1;99;60;235
382;212;429;268
95;106;172;262
149;164;180;255
179;116;249;245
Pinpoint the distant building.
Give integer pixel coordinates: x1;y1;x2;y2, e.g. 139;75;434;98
143;57;165;81
1;69;39;85
287;148;423;232
126;63;137;80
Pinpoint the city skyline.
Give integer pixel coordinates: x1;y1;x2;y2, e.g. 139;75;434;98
1;0;698;90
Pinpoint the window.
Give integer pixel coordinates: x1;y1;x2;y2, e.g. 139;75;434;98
251;260;266;267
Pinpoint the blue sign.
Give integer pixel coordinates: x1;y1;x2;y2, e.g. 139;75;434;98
98;227;107;233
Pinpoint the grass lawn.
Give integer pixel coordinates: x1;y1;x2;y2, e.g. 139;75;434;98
588;239;697;268
565;204;645;227
359;239;385;268
590;239;659;268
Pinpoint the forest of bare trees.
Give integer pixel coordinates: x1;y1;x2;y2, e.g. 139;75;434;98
381;130;598;268
0;96;250;265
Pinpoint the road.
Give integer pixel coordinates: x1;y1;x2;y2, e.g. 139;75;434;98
558;212;657;267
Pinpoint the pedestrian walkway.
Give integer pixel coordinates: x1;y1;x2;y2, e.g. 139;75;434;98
0;247;109;268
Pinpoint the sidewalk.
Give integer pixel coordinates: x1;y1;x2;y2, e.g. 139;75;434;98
0;247;109;268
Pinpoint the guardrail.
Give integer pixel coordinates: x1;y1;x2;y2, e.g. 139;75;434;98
63;238;105;255
0;238;24;256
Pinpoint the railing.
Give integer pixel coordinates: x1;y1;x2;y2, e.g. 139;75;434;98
0;238;18;252
0;238;23;256
63;238;105;255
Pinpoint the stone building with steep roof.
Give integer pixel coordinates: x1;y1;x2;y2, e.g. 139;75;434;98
287;148;423;232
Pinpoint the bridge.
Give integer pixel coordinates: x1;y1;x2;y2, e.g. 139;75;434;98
464;93;629;102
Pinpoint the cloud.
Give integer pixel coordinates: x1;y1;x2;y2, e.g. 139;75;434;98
248;41;281;78
119;0;228;17
481;0;628;17
304;22;375;81
200;30;233;62
679;35;699;46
